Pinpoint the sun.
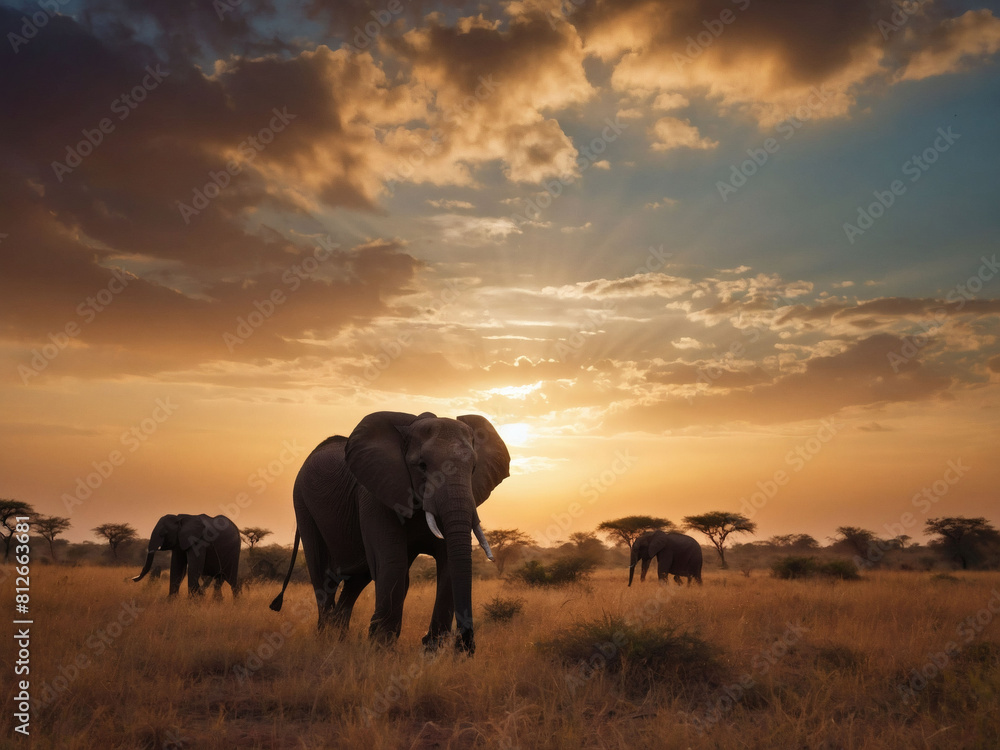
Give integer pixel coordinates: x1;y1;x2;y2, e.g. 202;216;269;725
497;422;533;447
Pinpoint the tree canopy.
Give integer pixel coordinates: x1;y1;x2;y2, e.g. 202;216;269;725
92;523;138;559
240;527;272;550
597;516;672;550
485;528;532;576
36;515;72;561
1;499;35;560
925;516;1000;570
683;511;756;569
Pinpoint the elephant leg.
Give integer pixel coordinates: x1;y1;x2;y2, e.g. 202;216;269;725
297;509;342;629
640;557;651;582
168;551;187;596
673;574;682;586
212;574;224;601
423;551;454;650
361;495;409;644
187;551;206;596
330;572;372;634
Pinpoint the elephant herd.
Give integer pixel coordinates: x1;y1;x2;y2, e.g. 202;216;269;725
132;411;703;655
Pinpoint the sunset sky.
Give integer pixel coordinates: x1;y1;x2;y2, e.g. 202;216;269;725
1;0;998;548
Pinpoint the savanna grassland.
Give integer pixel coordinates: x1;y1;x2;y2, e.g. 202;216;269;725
4;566;1000;749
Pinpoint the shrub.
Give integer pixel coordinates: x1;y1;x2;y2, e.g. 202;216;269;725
513;556;596;587
538;614;722;696
771;556;819;579
771;556;861;581
819;559;861;580
482;595;525;623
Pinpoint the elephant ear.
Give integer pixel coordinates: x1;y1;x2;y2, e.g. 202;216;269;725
647;531;669;558
457;415;510;506
178;515;206;551
344;411;429;518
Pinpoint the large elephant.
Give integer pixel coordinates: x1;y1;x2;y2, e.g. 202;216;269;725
133;514;241;598
629;530;703;586
270;411;510;654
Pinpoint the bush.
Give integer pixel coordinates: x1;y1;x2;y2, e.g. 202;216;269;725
771;556;861;581
513;556;596;587
771;556;819;579
820;559;861;580
482;595;525;623
538;614;722;696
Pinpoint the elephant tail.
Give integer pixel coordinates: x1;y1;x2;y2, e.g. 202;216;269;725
269;528;300;612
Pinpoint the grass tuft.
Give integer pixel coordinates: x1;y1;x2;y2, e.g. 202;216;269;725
481;594;525;622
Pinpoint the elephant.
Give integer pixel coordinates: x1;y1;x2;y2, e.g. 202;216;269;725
629;530;703;587
270;411;510;654
133;514;241;598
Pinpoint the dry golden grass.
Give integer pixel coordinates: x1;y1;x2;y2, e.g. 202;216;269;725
4;566;1000;749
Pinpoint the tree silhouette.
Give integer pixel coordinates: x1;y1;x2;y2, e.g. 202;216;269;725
485;528;531;576
926;517;1000;570
35;515;72;562
834;526;879;556
597;516;672;550
240;527;272;551
1;499;35;561
92;523;138;560
683;511;756;569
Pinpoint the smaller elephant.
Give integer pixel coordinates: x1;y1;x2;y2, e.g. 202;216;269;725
629;530;703;586
133;514;241;598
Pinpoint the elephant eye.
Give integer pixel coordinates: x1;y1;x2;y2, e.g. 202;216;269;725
417;461;428;472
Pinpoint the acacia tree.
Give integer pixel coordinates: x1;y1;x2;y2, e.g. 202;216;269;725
926;517;1000;570
35;515;72;562
92;523;138;560
1;499;35;561
240;527;272;551
597;516;672;551
486;528;531;576
683;512;757;569
834;526;879;556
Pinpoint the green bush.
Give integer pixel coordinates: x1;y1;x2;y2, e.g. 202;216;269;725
513;556;596;587
819;559;861;580
538;614;722;696
482;595;525;623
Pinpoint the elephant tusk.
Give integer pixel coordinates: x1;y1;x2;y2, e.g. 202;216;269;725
473;522;495;562
425;511;444;540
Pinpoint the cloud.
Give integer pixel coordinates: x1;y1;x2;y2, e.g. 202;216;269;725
427;214;522;244
575;0;1000;134
427;199;475;209
649;117;718;151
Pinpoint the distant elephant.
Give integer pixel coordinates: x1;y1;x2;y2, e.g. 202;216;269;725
271;411;510;654
133;514;241;598
629;530;703;586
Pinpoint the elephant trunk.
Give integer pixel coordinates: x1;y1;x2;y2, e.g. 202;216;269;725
440;490;475;654
133;550;156;582
628;547;639;587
